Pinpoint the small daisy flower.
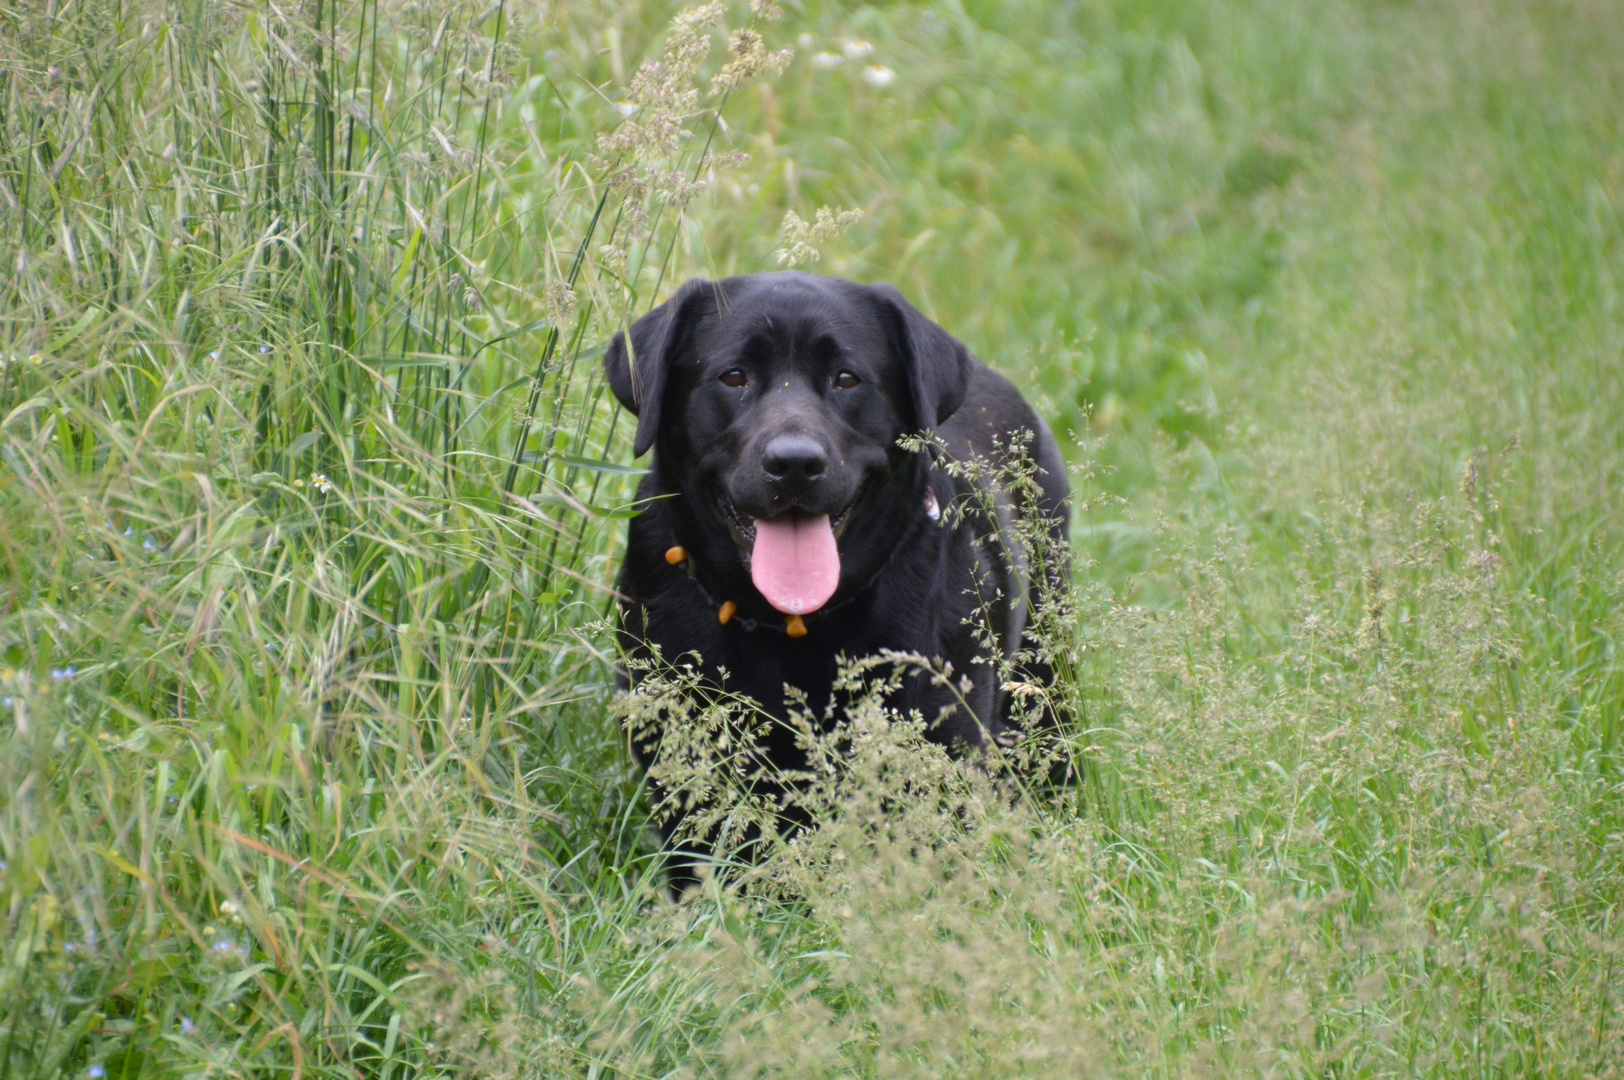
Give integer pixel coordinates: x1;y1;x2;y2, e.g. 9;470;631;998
811;51;843;69
311;473;334;494
862;65;897;88
843;38;874;60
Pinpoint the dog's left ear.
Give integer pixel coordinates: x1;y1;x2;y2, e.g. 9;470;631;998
605;278;716;457
867;283;974;433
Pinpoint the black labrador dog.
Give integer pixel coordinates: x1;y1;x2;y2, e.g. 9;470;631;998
606;272;1070;873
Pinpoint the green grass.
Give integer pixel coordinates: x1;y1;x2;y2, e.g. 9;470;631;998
2;0;1622;1076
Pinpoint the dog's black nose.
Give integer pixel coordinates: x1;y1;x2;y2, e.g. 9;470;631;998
762;435;828;481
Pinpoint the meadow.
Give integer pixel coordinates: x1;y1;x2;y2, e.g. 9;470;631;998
2;0;1621;1076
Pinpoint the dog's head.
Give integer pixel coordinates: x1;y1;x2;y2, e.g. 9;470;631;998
605;272;973;617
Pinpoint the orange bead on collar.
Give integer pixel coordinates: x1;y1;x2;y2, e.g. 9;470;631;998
664;545;687;565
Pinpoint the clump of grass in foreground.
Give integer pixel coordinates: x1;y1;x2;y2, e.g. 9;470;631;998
590;430;1620;1077
0;0;788;1075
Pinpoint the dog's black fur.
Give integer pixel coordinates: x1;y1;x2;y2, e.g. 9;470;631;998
606;272;1070;876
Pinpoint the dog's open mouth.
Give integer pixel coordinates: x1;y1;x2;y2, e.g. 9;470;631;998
719;495;759;545
719;486;865;616
718;483;865;548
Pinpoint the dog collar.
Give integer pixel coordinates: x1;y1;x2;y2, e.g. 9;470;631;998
663;484;945;638
664;544;829;636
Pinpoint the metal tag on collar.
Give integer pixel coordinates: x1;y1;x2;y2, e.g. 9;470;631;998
924;487;940;521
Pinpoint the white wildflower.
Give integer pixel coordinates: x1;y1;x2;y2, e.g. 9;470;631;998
862;64;896;88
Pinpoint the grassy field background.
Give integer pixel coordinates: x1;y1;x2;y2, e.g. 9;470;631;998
3;0;1622;1076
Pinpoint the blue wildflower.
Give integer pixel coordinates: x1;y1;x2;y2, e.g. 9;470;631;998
259;345;272;354
50;667;76;682
180;1016;196;1034
89;1066;105;1079
143;538;157;553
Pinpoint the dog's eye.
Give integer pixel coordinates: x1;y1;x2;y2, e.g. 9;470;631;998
720;369;748;388
834;371;860;389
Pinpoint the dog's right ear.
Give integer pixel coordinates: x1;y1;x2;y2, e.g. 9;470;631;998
865;283;974;433
605;278;714;457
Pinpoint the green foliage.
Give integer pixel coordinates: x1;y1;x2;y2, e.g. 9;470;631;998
2;0;1622;1077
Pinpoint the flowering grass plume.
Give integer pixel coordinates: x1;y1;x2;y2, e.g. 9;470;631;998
776;205;866;266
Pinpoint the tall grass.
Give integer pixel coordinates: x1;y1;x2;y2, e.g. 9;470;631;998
0;0;772;1073
3;0;1623;1077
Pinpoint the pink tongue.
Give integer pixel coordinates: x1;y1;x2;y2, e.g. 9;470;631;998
750;513;841;615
